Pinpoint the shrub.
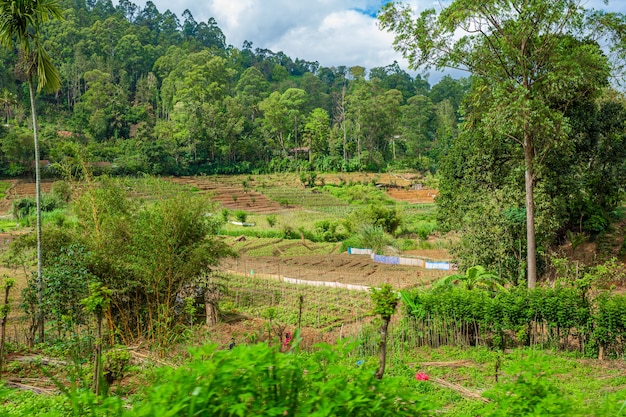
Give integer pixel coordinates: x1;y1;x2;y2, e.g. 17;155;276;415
221;208;230;222
478;351;575;416
234;210;248;223
50;180;73;202
349;205;402;235
584;214;609;233
132;341;432;416
314;220;345;242
266;214;277;227
11;197;36;220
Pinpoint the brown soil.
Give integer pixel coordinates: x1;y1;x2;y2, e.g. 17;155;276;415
318;172;421;187
0;179;55;215
166;176;285;214
387;188;436;204
222;252;452;289
401;248;451;260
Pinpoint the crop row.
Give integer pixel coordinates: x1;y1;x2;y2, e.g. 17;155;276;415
217;273;372;329
259;186;349;208
224;237;338;257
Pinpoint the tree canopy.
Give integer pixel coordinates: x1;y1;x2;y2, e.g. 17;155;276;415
380;0;626;287
0;0;471;176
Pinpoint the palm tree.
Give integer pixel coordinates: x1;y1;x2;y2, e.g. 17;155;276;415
0;0;63;343
0;89;17;124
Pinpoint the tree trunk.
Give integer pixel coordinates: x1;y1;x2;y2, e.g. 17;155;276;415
93;313;103;395
375;317;390;380
205;302;218;326
28;79;44;342
0;284;11;379
523;137;537;289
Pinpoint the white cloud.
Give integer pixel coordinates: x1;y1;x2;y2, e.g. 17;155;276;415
130;0;626;82
137;0;411;72
268;10;405;70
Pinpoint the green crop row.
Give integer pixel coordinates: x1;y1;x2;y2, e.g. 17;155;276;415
218;273;371;329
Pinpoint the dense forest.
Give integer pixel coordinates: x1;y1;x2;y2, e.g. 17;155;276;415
0;0;468;176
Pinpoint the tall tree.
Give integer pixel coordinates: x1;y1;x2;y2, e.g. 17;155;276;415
380;0;624;287
0;0;63;341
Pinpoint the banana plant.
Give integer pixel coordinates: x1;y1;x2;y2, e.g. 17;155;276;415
436;265;506;293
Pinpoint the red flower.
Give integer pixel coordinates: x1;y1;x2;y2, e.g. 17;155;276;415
415;372;429;381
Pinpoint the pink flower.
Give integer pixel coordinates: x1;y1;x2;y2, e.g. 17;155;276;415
415;372;429;381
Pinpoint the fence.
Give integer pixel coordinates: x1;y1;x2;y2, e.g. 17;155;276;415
348;247;456;270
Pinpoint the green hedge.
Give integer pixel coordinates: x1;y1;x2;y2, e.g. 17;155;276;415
403;286;626;358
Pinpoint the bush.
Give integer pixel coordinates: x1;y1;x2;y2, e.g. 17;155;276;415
234;210;248;223
314;220;346;242
221;208;230;222
11;197;36;220
12;192;66;221
584;214;609;233
50;180;73;202
478;351;575;416
345;205;402;235
266;214;277;228
132;341;432;416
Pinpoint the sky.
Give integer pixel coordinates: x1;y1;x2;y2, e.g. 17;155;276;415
132;0;626;83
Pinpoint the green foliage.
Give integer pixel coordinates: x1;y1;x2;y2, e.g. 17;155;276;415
345;204;402;236
437;265;504;292
382;0;626;287
132;342;431;416
370;284;399;320
584;214;609;233
102;346;131;385
400;282;626;357
234;210;248;223
350;224;393;255
11;197;36;220
49;181;73;203
12;193;66;222
414;219;437;240
0;181;9;199
0;384;74;416
22;245;97;336
266;213;277;227
477;351;575;416
313;219;346;242
81;282;112;317
58;177;235;343
221;208;230;222
323;184;395;206
299;171;317;187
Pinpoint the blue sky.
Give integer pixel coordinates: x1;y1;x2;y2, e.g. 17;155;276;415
130;0;626;83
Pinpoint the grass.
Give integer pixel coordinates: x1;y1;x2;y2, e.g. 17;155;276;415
220;210;350;241
322;183;397;206
1;341;624;416
0;218;19;232
259;185;351;210
223;236;338;257
0;181;10;199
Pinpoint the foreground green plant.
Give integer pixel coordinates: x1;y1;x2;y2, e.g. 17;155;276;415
134;340;431;416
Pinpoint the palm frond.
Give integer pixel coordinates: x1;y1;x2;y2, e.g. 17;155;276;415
33;43;61;93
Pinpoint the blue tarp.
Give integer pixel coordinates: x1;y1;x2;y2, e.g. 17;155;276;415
373;254;400;265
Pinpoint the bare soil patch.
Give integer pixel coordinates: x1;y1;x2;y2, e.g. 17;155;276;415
387;188;436;204
401;248;451;260
166;176;285;214
222;253;452;289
